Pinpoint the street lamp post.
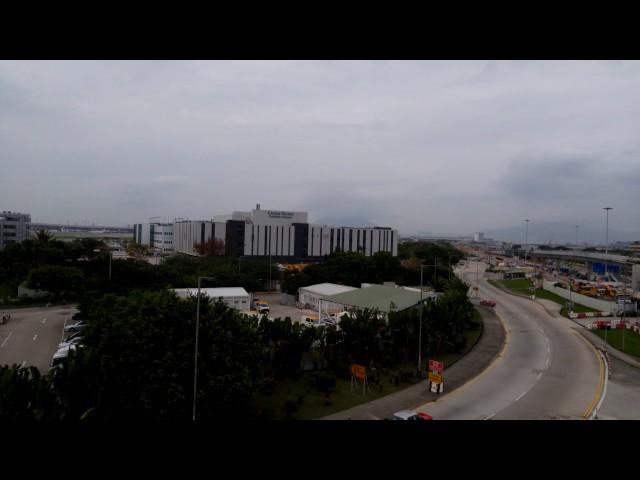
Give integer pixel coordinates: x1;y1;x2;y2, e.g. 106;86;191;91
603;207;613;280
418;261;437;373
448;255;455;281
524;219;530;265
418;264;424;373
193;275;215;422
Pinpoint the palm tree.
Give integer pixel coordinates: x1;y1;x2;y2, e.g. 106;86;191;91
35;229;52;243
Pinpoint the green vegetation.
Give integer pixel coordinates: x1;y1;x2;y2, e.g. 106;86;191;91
0;237;481;420
282;241;465;296
254;310;483;419
490;278;597;315
592;328;640;358
489;278;533;296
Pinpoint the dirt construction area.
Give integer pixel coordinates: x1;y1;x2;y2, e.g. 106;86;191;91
249;293;320;323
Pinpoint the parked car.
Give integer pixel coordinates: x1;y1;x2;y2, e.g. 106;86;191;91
480;299;496;307
389;410;433;420
50;344;79;367
64;321;86;333
58;336;83;349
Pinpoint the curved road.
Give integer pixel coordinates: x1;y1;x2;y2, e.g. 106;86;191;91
416;261;603;420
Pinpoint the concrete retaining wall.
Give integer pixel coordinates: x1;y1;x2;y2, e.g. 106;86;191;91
542;280;617;313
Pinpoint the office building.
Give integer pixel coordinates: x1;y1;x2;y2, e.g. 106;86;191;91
0;211;31;249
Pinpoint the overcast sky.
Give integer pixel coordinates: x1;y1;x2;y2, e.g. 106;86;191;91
1;60;639;239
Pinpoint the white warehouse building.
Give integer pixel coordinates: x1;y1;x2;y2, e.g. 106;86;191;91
173;287;251;311
298;283;358;310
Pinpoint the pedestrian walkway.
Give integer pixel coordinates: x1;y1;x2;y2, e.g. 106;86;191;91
322;306;506;420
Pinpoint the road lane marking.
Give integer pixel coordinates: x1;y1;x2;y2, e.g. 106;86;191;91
484;413;496;420
32;334;38;341
1;331;13;348
544;358;549;368
42;318;47;324
514;391;527;402
537;372;543;380
415;304;510;411
573;331;606;419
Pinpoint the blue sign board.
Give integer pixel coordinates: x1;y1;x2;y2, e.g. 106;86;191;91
592;262;620;274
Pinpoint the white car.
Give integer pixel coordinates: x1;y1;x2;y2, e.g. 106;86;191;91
389;410;433;421
64;321;86;333
58;336;83;349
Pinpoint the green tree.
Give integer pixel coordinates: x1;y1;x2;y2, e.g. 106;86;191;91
27;265;85;301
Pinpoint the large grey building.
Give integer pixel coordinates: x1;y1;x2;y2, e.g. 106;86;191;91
139;205;399;258
0;211;31;249
133;221;174;252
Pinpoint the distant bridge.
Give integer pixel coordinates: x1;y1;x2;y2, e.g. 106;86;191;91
30;223;134;234
529;249;639;275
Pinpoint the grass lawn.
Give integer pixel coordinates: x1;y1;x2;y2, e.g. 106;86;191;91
592;328;640;358
252;311;483;420
490;279;597;315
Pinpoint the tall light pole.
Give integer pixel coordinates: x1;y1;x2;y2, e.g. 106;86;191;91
418;263;424;373
524;219;530;265
603;207;613;280
193;275;215;422
448;255;455;281
575;225;579;248
418;261;437;373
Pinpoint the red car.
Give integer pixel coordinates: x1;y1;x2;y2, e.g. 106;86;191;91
480;299;496;307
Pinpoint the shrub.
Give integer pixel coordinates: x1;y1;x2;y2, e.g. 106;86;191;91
260;377;277;396
284;396;298;419
312;371;337;394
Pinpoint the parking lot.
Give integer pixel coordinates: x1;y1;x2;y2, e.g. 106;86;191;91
249;293;320;323
0;305;77;371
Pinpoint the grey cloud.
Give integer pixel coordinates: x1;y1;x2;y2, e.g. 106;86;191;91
0;60;639;238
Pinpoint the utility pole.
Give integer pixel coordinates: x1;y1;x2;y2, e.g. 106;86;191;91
418;261;437;373
603;207;613;281
524;219;530;265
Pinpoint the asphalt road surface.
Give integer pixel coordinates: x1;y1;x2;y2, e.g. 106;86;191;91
0;305;77;371
415;261;602;420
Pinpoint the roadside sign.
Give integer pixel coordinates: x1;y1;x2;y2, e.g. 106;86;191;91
350;363;366;380
428;372;443;384
428;359;444;373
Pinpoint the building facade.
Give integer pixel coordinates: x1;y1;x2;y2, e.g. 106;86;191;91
141;205;399;258
134;221;174;252
0;211;31;249
172;220;226;255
